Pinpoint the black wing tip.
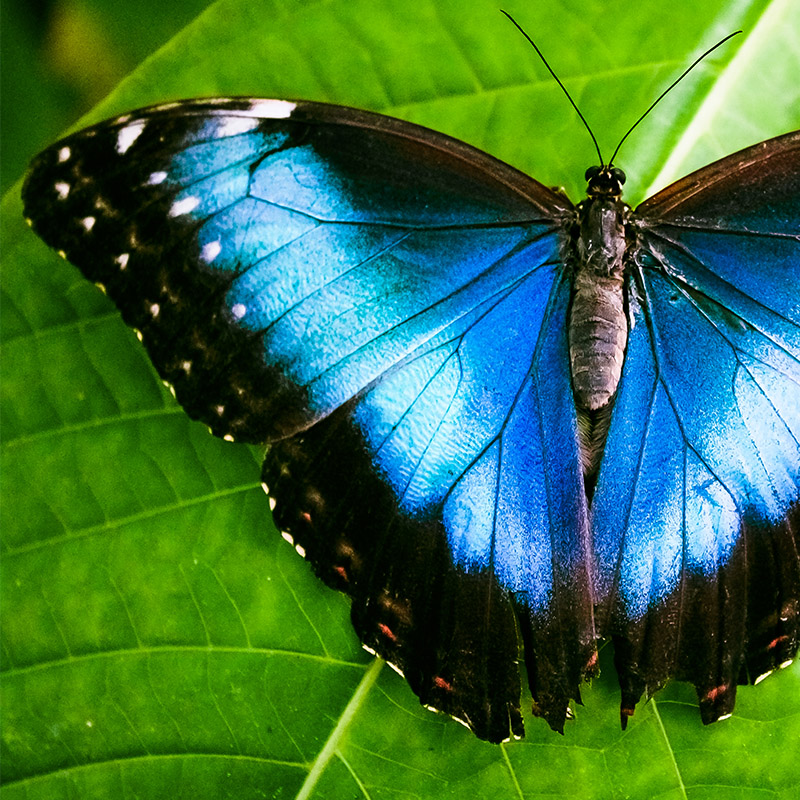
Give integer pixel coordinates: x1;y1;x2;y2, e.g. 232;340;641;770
620;706;635;730
605;500;800;731
697;683;737;725
265;412;529;745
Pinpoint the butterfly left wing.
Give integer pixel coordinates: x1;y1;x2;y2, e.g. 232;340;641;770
265;265;594;740
23;99;564;444
22;99;596;741
592;131;800;724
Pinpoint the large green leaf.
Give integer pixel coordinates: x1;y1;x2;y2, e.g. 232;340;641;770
2;0;799;797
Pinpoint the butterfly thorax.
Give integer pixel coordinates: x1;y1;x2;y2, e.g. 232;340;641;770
568;167;630;415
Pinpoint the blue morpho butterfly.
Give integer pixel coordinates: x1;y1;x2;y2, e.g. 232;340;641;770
21;24;799;743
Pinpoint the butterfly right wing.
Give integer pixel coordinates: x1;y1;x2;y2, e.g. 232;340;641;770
592;131;800;724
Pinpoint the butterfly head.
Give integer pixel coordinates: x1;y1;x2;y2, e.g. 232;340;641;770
584;165;626;198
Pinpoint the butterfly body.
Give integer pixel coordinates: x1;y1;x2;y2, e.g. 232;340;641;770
569;171;630;414
22;98;800;743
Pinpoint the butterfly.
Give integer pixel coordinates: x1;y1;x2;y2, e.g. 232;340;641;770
21;90;799;743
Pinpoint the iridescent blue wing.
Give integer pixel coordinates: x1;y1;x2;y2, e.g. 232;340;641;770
593;131;800;724
21;99;594;741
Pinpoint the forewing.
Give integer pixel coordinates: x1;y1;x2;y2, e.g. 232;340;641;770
592;131;800;723
22;99;593;741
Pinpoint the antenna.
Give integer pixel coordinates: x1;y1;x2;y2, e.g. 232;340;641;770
607;30;741;165
500;9;604;166
501;10;742;167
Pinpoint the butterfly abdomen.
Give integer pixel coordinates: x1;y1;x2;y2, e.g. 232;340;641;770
568;195;629;411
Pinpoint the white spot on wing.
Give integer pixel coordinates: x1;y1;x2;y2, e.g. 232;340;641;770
54;181;70;199
386;661;405;678
231;303;246;320
149;303;160;317
148;171;168;185
201;240;221;263
281;532;294;545
81;216;96;231
115;253;129;270
223;434;235;442
217;117;259;137
269;497;276;511
248;100;296;118
58;147;71;163
116;120;146;154
295;544;306;558
169;196;200;217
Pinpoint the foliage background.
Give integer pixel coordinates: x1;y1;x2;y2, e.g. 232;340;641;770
2;0;800;798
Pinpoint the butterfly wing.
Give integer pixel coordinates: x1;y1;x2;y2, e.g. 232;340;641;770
592;131;800;723
22;99;595;741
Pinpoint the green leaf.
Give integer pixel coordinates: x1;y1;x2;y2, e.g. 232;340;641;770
2;0;799;798
0;0;217;195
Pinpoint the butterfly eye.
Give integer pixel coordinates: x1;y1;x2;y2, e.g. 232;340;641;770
584;165;625;196
584;165;602;182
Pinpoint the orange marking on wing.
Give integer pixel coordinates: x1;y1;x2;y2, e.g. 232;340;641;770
434;676;453;692
378;623;397;643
